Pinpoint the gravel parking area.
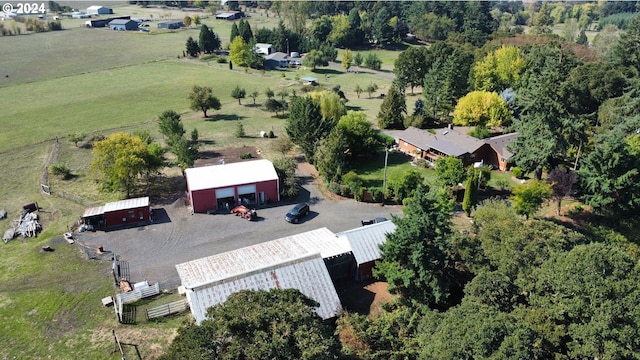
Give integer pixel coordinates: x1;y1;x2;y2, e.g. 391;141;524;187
76;161;402;290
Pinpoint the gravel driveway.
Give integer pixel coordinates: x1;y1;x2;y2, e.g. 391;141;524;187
76;160;402;290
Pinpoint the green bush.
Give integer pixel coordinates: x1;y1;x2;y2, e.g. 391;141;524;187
240;152;253;159
415;158;428;168
355;187;366;202
50;163;71;179
234;122;245;138
378;133;396;148
369;187;384;202
327;182;341;195
342;171;363;196
339;184;351;197
268;130;275;138
216;57;228;63
468;126;491;139
512;166;524;179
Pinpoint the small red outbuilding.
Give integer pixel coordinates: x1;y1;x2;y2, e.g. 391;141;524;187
185;159;280;214
82;197;151;229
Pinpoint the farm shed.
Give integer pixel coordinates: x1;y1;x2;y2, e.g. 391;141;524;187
215;11;244;20
82;197;150;229
254;43;274;55
263;52;290;69
86;16;130;28
185;159;279;213
336;220;396;281
87;5;113;15
109;19;138;31
175;227;348;324
157;20;185;29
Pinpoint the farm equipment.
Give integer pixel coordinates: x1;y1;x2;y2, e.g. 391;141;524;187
230;205;257;221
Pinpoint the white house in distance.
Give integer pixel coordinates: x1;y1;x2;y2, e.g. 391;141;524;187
184;159;280;213
175;227;348;324
254;43;274;55
87;5;113;15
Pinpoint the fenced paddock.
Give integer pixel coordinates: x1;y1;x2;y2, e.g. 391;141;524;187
146;299;189;320
114;283;160;324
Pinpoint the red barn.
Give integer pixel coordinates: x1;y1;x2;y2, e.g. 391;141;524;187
82;197;150;229
185;159;280;214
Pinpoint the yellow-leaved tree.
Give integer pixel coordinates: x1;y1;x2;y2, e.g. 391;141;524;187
472;45;526;92
453;91;512;128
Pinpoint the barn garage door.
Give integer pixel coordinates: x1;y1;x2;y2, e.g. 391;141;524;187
237;184;256;195
215;187;235;198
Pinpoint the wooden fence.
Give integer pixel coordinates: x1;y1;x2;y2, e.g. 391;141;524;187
146;299;189;320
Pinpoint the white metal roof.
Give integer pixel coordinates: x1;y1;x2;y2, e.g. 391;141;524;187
336;220;396;266
185;159;279;192
176;227;348;289
103;197;149;213
185;253;342;324
82;206;104;218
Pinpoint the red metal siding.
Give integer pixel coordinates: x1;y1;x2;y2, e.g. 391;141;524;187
190;179;279;214
191;189;215;213
104;206;150;228
256;179;279;204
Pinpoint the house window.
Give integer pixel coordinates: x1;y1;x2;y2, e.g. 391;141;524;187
501;158;506;162
471;153;476;159
128;210;135;218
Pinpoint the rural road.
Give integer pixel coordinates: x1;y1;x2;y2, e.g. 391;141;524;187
76;160;402;290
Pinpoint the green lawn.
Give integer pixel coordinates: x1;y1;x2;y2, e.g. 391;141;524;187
351;151;438;189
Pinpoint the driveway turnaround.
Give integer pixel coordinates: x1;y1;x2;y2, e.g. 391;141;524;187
77;162;402;289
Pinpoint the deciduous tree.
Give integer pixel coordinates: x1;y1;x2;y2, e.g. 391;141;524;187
471;45;525;92
453;91;512;128
510;179;552;219
231;85;246;105
162;289;339;360
91;132;149;197
547;167;578;215
188;85;221;118
435;156;465;189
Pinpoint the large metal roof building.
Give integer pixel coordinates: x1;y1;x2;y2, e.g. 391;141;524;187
176;228;348;324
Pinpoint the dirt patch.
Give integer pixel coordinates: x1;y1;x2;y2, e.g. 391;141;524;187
195;146;262;167
334;280;394;316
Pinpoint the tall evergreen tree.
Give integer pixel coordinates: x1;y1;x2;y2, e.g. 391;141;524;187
375;185;455;307
230;22;239;41
238;19;253;43
285;96;333;163
377;85;406;129
610;14;640;76
578;117;640;218
372;8;393;45
185;36;200;57
199;24;221;54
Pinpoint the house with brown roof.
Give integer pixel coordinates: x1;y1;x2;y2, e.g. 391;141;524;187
397;126;517;171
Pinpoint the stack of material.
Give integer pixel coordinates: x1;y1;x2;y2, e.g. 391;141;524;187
17;211;41;238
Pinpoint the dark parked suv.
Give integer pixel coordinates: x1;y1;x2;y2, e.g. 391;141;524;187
285;203;310;223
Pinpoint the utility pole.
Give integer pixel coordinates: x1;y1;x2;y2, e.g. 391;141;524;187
382;148;389;206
